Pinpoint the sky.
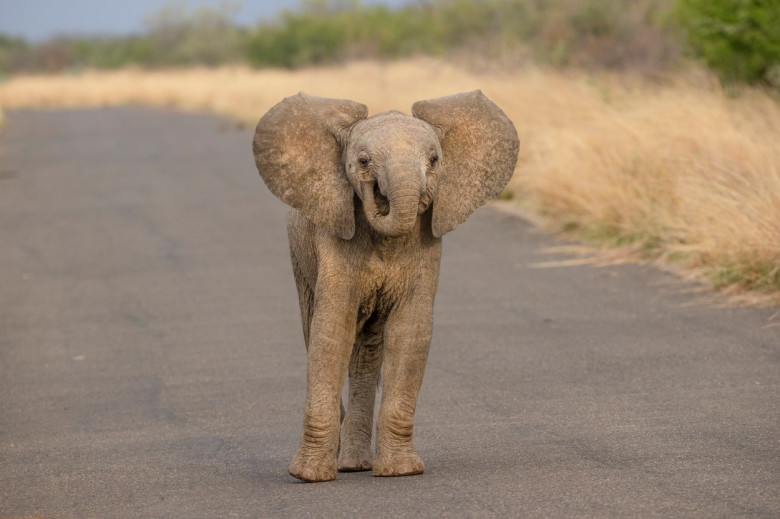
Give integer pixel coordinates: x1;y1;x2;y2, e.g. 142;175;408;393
0;0;409;42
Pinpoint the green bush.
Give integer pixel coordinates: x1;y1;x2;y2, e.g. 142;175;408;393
243;2;445;68
9;2;245;72
245;10;349;68
1;0;684;74
0;34;29;75
675;0;780;86
68;37;156;69
242;0;678;72
143;2;244;66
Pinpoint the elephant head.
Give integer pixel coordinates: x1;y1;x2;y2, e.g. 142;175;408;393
253;91;519;239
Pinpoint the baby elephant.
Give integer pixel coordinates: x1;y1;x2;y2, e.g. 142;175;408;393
253;91;519;482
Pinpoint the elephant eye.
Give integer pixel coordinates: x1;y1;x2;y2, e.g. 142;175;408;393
358;157;370;167
429;155;439;167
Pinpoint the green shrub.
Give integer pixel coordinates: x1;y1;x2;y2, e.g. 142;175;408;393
245;10;349;67
1;0;684;74
143;2;244;66
243;2;444;67
0;34;29;75
242;0;678;71
68;37;156;69
675;0;780;86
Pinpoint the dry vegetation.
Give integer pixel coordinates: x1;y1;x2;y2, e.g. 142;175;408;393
1;59;778;303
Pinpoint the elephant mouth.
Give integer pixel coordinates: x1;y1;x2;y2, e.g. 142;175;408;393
372;182;390;216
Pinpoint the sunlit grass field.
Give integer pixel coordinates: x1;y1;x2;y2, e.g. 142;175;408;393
1;59;778;303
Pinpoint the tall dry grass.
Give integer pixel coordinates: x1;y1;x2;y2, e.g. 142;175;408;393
1;59;778;303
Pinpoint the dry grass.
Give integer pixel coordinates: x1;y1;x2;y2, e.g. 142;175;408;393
1;59;778;303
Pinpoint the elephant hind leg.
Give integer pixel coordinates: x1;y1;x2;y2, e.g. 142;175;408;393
338;320;384;472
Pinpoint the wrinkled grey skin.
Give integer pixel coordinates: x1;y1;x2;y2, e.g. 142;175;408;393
253;90;519;482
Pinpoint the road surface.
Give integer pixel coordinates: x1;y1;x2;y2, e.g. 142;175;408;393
1;108;778;518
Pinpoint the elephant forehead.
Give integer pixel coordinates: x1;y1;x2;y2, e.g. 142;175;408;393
354;114;438;153
387;129;416;151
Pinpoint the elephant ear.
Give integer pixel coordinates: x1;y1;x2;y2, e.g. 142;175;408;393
412;90;519;237
253;92;368;240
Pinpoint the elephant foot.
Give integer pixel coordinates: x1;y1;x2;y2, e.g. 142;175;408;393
288;451;337;482
338;446;373;472
372;452;425;477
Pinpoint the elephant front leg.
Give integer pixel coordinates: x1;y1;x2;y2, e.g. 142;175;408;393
338;337;383;472
373;301;433;477
289;307;356;482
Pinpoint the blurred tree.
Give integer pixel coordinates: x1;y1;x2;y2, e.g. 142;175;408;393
0;34;29;75
68;36;156;69
675;0;780;86
245;9;348;67
0;0;684;75
144;1;243;66
35;39;74;72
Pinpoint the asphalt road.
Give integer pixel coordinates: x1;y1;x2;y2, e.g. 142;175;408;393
1;108;778;518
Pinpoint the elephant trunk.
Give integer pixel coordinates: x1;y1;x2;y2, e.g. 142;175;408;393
360;179;421;237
